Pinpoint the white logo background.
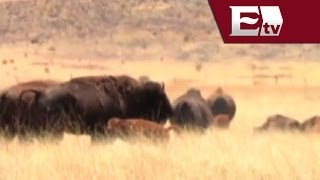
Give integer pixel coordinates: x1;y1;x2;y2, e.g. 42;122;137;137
230;6;283;36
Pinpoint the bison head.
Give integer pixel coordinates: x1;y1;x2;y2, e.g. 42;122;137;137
107;117;122;130
126;81;173;124
105;117;130;138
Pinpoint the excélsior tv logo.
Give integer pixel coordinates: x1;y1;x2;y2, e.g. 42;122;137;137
230;6;283;36
208;0;320;43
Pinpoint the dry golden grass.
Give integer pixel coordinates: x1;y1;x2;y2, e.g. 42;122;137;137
1;128;320;180
1;42;320;179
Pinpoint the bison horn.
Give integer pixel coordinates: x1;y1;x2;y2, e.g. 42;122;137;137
161;82;165;91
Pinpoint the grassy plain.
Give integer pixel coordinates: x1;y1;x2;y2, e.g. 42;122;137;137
1;42;320;179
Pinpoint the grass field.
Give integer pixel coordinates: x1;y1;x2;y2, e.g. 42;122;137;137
1;46;320;179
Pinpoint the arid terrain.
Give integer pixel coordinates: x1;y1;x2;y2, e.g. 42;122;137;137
1;0;320;180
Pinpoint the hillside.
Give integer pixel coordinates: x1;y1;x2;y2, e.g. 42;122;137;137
0;0;319;61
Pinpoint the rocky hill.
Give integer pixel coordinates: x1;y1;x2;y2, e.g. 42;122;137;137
0;0;318;61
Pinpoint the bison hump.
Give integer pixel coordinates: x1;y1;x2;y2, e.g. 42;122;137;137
175;101;195;120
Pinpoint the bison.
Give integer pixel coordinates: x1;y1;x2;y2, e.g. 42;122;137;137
254;114;301;132
0;80;60;141
207;87;236;128
106;117;176;142
171;88;213;131
300;115;320;133
24;75;173;141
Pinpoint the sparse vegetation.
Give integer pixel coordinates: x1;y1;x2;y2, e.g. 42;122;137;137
0;58;320;179
195;62;202;72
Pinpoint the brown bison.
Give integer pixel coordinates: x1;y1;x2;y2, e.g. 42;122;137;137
207;87;236;127
106;117;176;142
0;80;60;141
211;114;231;128
24;75;173;141
171;88;213;131
300;115;320;132
254;114;301;132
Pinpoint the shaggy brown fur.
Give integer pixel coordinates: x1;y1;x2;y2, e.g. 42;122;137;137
300;115;320;132
207;87;236;126
106;117;177;142
20;75;173;142
254;114;301;132
0;80;60;141
6;80;59;100
171;88;213;131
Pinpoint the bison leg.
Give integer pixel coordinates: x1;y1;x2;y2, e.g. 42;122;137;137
0;104;16;141
36;117;65;143
0;124;16;141
17;132;35;143
90;122;117;144
36;130;64;144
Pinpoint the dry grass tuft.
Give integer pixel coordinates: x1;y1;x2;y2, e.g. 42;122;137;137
1;130;320;180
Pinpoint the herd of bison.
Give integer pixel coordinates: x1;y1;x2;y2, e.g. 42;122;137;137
0;74;319;143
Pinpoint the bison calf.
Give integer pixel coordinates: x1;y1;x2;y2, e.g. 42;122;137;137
106;117;176;142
